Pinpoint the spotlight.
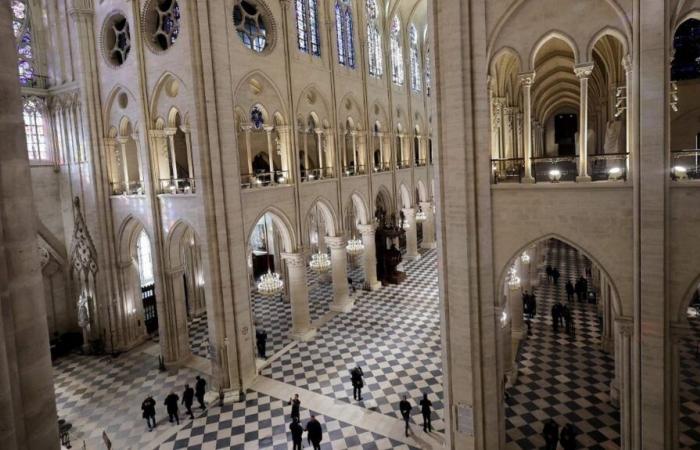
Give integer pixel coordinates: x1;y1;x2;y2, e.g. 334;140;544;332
608;167;623;181
548;169;562;182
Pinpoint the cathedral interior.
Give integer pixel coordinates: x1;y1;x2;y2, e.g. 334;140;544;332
1;0;700;449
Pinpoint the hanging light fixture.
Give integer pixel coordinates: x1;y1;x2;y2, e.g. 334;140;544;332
256;215;284;296
507;266;521;289
309;205;332;273
346;237;365;256
520;252;530;264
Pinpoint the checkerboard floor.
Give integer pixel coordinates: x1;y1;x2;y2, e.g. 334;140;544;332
53;350;207;450
505;239;620;449
680;315;700;449
189;314;209;359
159;390;418;450
262;248;444;432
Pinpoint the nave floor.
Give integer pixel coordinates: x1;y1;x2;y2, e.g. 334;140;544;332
505;241;621;449
54;248;441;449
680;315;700;449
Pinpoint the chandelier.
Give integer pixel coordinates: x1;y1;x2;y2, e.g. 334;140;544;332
257;270;284;296
416;209;427;222
520;252;530;264
309;252;331;273
346;237;365;256
507;266;520;288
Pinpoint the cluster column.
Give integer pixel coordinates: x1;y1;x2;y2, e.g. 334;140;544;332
518;72;536;182
282;253;316;341
574;63;594;182
419;201;437;249
357;224;381;291
325;236;354;313
402;208;420;260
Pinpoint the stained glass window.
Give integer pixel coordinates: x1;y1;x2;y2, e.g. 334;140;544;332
409;24;421;92
296;0;320;56
233;0;268;53
153;0;181;51
366;0;383;77
672;19;700;80
335;1;355;68
390;16;404;86
251;106;264;129
425;45;432;97
12;0;35;86
137;230;154;287
23;97;48;161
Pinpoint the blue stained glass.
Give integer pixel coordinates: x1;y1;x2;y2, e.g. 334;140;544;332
251;107;264;129
12;0;35;86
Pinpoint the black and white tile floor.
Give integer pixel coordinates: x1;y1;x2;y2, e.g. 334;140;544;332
505;240;621;449
680;315;700;449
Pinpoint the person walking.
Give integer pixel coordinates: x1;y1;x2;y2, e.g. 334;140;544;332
574;278;583;302
552;268;560;285
580;276;588;302
399;395;412;436
546;264;553;283
164;391;180;425
562;305;572;336
141;395;157;431
351;366;364;401
195;375;207;410
182;384;195;419
305;415;323;450
565;280;575;302
560;423;578;450
256;328;268;359
555;302;564;329
289;394;301;422
529;293;537;319
289;417;304;450
543;419;559;450
420;392;432;433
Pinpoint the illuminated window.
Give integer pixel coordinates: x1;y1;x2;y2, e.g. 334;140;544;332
296;0;320;56
12;0;36;86
23;97;48;161
335;1;355;68
390;16;404;86
409;24;421;92
366;0;383;77
137;230;154;287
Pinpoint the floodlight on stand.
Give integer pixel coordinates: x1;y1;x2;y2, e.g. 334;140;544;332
608;167;623;181
673;165;688;180
548;169;562;182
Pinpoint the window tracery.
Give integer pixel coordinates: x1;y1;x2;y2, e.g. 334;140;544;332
296;0;320;56
409;24;421;92
390;16;404;86
335;0;355;68
12;0;35;86
152;0;181;51
233;0;269;53
22;97;48;161
366;0;383;77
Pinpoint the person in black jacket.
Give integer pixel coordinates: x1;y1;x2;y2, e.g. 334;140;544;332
565;280;575;302
543;419;559;450
164;392;180;425
141;395;157;431
420;392;432;433
559;423;577;450
305;415;323;450
289;417;304;450
399;395;413;436
195;376;206;410
256;328;268;359
351;366;364;401
182;384;195;419
289;394;301;421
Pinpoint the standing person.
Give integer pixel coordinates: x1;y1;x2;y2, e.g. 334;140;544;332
164;391;180;425
529;293;537;319
555;302;564;329
289;417;304;450
574;278;583;302
289;394;301;422
580;276;588;302
195;375;207;410
543;419;559;450
351;366;364;401
565;280;575;302
141;395;157;431
560;423;577;450
420;392;433;433
546;264;553;282
305;415;323;450
399;395;413;436
562;305;572;336
552;268;560;285
182;384;195;419
256;328;267;359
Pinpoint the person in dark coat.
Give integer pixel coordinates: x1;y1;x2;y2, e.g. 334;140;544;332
195;376;207;410
305;415;323;450
351;366;364;401
580;276;588;302
574;278;583;302
562;305;572;336
528;293;537;319
546;264;553;282
555;302;564;328
289;417;304;450
182;384;195;419
289;394;301;421
256;328;268;359
141;395;157;431
560;423;578;450
164;392;180;425
420;392;433;433
399;395;413;436
552;268;560;285
565;280;575;302
543;419;559;450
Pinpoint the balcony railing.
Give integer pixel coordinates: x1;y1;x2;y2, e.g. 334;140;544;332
301;167;335;182
415;158;427;167
372;162;392;173
491;158;524;184
111;181;144;196
396;160;411;169
671;149;700;180
159;178;196;194
241;170;291;189
532;156;578;183
342;165;367;177
589;152;629;181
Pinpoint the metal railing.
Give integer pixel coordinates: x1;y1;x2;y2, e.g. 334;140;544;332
159;178;196;194
301;167;335;182
111;181;144;196
532;155;578;183
589;152;629;181
241;170;291;189
671;149;700;180
342;165;367;177
491;158;524;184
372;162;392;173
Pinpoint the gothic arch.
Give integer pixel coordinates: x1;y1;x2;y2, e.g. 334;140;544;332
586;26;630;62
677;274;700;322
399;183;413;209
149;71;188;123
116;215;148;266
529;30;581;70
305;196;339;237
416;180;428;202
233;70;289;123
348;191;370;225
164;220;200;273
247;207;296;253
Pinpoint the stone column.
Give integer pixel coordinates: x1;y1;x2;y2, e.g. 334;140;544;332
420;201;437;249
315;128;324;177
242;125;253;176
264;125;275;182
276;125;291;177
282;253;316;340
117;136;130;190
516;112;523;158
508;283;525;341
166;128;179;181
377;132;384;169
160;269;191;364
403;208;420;260
180;125;194;181
357;224;381;291
325;237;354;312
503;107;515;159
575;63;594;182
104;137;118;193
519;72;536;182
600;277;614;353
615;317;634;446
490;97;504;159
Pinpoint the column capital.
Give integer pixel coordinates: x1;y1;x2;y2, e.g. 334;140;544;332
615;316;634;336
518;72;536;86
314;128;324;136
574;62;595;79
357;223;377;236
148;129;166;138
164;127;178;137
241;124;253;132
263;125;275;133
402;208;416;218
116;136;130;145
281;252;306;268
419;201;433;211
324;236;347;249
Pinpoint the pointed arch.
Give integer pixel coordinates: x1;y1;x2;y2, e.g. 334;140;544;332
399;183;413;209
305;196;339;237
529;30;581;70
586;26;629;62
247;207;296;253
348;191;370;225
164;220;201;272
116;215;148;266
149;71;187;123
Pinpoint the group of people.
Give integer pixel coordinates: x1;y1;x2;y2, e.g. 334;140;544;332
545;265;561;284
399;393;434;436
543;419;577;450
565;277;589;303
141;375;207;431
550;301;575;336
